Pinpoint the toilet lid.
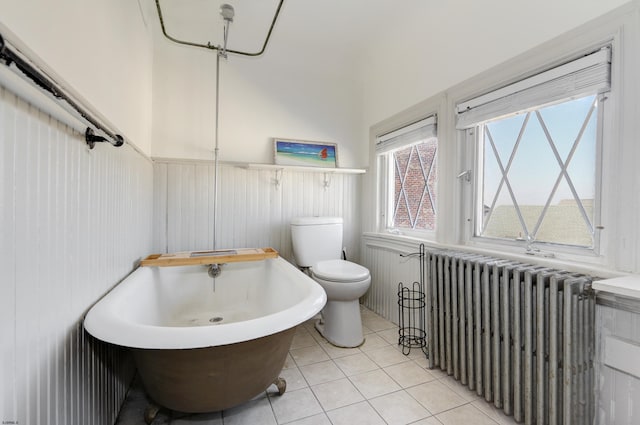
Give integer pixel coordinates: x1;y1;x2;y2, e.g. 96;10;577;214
312;260;370;282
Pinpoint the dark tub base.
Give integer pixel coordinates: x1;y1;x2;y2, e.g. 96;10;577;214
132;327;296;413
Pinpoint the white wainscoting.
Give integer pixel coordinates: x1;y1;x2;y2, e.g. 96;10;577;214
361;235;424;323
153;160;363;265
596;303;640;425
0;86;154;425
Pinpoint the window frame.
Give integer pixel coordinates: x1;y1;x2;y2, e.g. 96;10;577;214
375;115;439;239
457;47;611;257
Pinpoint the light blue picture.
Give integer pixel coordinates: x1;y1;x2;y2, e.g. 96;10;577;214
274;139;338;168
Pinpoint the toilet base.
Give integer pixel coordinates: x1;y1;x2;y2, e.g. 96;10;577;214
314;300;365;348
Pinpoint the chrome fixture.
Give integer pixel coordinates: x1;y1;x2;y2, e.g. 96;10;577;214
208;263;223;278
218;4;234;58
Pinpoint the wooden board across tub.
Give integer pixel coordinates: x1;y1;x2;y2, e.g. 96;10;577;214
140;247;279;267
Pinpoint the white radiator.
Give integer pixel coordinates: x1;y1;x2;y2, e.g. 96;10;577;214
426;250;595;425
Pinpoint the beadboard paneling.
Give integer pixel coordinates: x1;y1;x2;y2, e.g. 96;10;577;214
153;161;363;264
0;85;153;425
596;304;640;425
361;238;423;323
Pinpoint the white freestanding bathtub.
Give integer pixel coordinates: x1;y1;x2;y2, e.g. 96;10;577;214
84;257;326;413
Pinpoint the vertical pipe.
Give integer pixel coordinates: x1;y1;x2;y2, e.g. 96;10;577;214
587;282;595;424
492;263;501;408
452;256;460;380
502;265;513;415
445;256;453;375
514;268;523;422
427;254;436;368
524;271;534;425
438;255;446;370
212;52;221;250
459;257;468;386
474;261;483;396
536;273;548;425
466;258;475;390
482;262;492;402
549;276;559;425
577;290;585;424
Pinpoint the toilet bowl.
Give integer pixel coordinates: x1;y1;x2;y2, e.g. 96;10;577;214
290;217;371;348
311;259;371;347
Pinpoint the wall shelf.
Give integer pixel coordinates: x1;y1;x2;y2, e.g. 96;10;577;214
239;163;366;189
241;163;367;174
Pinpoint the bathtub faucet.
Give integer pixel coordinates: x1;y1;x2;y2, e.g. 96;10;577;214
208;263;223;278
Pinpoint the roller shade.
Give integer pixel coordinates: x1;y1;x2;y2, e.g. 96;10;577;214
375;115;437;154
456;46;611;129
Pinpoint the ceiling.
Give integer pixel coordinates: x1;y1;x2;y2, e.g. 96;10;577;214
153;0;406;59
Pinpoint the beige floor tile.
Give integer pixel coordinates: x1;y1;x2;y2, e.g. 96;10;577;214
406;381;467;415
334;353;379;376
369;391;431;425
285;413;332;425
319;341;361;359
222;397;276;425
384;361;436;388
290;345;330;366
365;345;411;368
410;417;443;425
362;324;375;335
362;315;397;332
470;400;519;425
311;377;365;411
278;366;309;392
376;327;401;345
436;404;498;425
326;401;386;425
438;375;480;402
349;369;401;399
359;333;391;352
408;351;430;369
269;388;323;424
291;328;320;349
282;353;296;370
299;360;345;386
171;412;222;425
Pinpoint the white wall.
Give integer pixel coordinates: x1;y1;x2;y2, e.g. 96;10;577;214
153;160;362;263
0;86;154;425
359;0;631;132
0;0;154;154
0;2;155;424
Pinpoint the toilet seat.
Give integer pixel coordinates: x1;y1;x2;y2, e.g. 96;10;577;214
312;259;370;282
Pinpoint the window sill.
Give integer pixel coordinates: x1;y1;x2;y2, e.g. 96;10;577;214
362;232;625;279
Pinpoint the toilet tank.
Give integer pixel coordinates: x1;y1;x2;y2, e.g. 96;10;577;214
291;217;343;267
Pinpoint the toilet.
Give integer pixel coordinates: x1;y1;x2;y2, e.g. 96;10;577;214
290;216;371;347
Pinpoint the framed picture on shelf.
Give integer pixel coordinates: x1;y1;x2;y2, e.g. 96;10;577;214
273;138;338;168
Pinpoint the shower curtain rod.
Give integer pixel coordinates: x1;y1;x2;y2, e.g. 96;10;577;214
0;32;124;149
154;0;284;56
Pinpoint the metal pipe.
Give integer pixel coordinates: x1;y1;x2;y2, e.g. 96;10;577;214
212;52;222;250
0;32;125;149
155;0;285;57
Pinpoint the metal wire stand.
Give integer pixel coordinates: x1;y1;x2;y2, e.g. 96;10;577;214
397;244;427;356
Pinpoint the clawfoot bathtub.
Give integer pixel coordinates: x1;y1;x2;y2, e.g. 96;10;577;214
84;257;326;413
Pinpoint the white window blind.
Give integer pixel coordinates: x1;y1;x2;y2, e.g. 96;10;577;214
456;46;611;129
375;115;437;154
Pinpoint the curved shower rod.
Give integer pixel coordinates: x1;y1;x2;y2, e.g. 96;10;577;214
154;0;284;57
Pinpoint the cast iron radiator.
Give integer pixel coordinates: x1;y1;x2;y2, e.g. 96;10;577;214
425;250;595;425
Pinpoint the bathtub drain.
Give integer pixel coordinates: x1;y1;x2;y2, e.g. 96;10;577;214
209;316;223;324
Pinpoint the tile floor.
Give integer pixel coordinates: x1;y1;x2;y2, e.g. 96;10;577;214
116;307;518;425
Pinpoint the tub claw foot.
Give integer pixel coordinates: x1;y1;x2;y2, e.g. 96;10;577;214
144;404;161;424
274;377;287;396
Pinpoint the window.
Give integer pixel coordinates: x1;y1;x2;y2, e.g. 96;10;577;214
376;116;438;234
457;47;610;251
